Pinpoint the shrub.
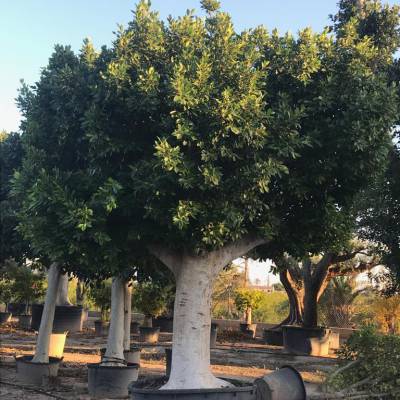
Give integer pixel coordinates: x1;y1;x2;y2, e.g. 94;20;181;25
327;326;400;399
87;280;112;321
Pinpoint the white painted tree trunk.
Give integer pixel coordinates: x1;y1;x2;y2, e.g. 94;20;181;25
149;235;267;390
101;276;125;366
32;263;62;363
123;281;132;351
162;260;227;390
56;273;72;306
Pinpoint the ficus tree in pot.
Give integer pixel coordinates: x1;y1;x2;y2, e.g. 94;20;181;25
132;281;174;327
254;0;400;341
234;288;263;335
87;280;112;332
83;0;399;390
11;0;400;394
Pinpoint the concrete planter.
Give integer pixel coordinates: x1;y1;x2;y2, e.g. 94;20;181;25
282;325;331;356
263;328;283;346
87;362;139;399
31;304;83;333
139;326;160;343
18;314;32;330
129;377;256;400
0;312;12;325
329;331;340;350
15;355;63;385
48;332;67;359
254;366;306;400
94;320;110;336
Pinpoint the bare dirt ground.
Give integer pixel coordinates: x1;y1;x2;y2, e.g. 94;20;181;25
0;320;334;399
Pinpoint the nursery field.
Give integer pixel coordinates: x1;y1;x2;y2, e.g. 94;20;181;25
0;318;334;399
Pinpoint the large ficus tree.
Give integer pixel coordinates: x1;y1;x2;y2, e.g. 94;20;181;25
258;0;399;330
13;0;399;391
81;0;398;389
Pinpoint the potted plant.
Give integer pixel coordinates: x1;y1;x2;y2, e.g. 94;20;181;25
10;265;46;330
87;280;112;336
0;278;13;324
132;282;171;343
234;288;263;338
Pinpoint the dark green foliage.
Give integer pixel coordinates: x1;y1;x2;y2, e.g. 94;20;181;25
0;132;27;264
87;280;112;321
132;281;174;318
328;326;400;399
11;1;400;286
357;147;400;294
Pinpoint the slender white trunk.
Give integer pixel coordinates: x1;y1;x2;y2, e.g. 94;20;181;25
162;260;227;390
245;307;252;325
32;263;62;363
56;273;72;306
102;276;125;366
123;281;132;351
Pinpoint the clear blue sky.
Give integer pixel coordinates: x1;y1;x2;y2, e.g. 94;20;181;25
1;0;397;132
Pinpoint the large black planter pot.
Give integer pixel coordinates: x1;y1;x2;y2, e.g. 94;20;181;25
8;303;28;315
139;326;160;343
94;320;110;336
18;315;32;330
254;366;306;400
131;321;141;334
263;328;283;346
15;355;63;385
31;304;83;333
129;377;257;400
88;362;139;399
210;323;218;349
100;347;141;365
153;316;173;333
282;325;331;356
0;312;12;325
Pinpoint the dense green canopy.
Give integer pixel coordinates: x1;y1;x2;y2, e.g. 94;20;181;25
12;0;400;282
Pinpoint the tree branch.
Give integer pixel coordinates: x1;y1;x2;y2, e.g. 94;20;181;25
147;244;181;276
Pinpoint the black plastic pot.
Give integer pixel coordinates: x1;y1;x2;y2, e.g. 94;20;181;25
129;377;257;400
18;314;32;330
100;347;141;365
139;326;160;343
240;323;257;338
94;320;110;336
0;312;12;324
282;325;331;356
165;348;172;377
263;328;283;346
254;366;306;400
87;362;139;399
153;316;173;333
131;321;140;334
8;303;28;315
15;355;63;385
210;323;218;349
31;304;83;333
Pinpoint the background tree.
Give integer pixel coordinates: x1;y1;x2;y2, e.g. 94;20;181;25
234;288;263;325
